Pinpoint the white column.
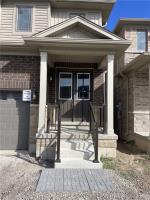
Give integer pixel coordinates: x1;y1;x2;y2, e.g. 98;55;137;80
149;64;150;137
106;54;115;135
38;52;48;133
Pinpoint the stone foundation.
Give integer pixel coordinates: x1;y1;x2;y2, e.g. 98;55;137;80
36;138;56;160
36;133;118;160
98;134;118;158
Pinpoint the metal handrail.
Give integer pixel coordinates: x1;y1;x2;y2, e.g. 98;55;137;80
90;102;99;163
55;102;61;162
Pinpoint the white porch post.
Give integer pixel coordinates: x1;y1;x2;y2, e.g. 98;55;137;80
149;64;150;137
106;54;115;135
38;51;48;133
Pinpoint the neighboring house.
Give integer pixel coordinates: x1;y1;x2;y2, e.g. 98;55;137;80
115;19;150;154
0;0;130;164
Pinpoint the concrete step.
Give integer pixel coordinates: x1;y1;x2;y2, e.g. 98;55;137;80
61;121;90;126
55;159;103;169
60;139;94;160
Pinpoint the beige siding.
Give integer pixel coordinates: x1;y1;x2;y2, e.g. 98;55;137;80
52;25;99;39
0;0;103;44
51;9;102;27
34;4;49;33
0;0;50;43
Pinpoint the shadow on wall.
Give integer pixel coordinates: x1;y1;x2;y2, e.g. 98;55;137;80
0;55;40;104
16;100;30;150
37;136;57;162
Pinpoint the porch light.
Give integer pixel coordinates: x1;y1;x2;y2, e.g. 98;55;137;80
50;75;53;81
32;89;37;101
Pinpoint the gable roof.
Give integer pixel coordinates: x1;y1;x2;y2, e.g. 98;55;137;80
32;16;123;41
114;18;150;34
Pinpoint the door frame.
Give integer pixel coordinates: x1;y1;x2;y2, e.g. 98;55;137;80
58;72;73;100
57;68;93;122
76;72;91;101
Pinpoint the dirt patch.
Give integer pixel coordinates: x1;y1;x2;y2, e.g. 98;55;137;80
0;149;150;200
101;141;150;194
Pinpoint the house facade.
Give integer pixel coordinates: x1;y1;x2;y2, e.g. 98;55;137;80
115;19;150;154
0;0;131;163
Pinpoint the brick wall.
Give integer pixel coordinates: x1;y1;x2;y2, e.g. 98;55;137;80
117;25;150;68
0;55;40;103
93;68;105;106
133;68;149;135
47;63;104;106
118;67;150;138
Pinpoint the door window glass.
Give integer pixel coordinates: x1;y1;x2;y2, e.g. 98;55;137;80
77;73;90;100
59;73;72;99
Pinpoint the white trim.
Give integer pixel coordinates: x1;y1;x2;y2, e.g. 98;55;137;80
0;0;2;27
128;111;150;114
33;16;122;40
103;70;107;104
77;73;90;100
38;51;48;133
106;54;115;135
59;72;73;100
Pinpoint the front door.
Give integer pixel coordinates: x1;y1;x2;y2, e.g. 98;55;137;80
58;71;91;122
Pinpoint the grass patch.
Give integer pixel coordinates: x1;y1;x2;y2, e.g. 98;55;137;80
101;157;116;170
119;170;136;180
142;154;150;161
125;140;135;145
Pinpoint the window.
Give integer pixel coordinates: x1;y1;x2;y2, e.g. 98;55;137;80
69;13;85;18
137;31;147;51
59;73;72;100
16;6;32;32
77;73;90;100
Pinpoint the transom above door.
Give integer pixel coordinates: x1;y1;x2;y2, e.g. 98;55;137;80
58;71;92;122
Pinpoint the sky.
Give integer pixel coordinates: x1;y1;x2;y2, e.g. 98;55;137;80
107;0;150;31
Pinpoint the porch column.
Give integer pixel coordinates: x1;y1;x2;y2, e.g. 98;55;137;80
149;64;150;136
106;54;115;135
38;51;48;133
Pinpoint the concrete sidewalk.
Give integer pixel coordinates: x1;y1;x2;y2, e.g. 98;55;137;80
36;169;113;192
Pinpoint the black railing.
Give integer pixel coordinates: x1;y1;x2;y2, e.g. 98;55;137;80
47;104;58;131
56;102;61;162
47;103;61;162
90;102;99;163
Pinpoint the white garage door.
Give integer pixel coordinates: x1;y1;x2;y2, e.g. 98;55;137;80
0;91;30;150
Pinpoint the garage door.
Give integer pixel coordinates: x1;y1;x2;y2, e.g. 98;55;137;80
0;91;30;150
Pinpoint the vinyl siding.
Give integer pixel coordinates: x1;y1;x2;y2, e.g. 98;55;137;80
51;9;102;27
0;0;49;43
52;25;99;39
0;1;102;44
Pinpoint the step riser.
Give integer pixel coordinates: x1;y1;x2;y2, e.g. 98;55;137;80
60;140;94;160
60;140;93;149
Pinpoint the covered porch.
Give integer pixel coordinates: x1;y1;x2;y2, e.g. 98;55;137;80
24;16;130;162
35;50;120;162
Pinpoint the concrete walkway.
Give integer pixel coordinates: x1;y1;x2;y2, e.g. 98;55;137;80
36;169;113;192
